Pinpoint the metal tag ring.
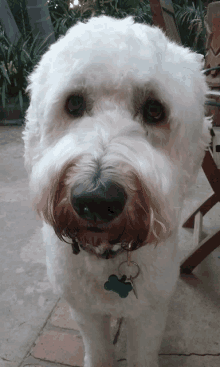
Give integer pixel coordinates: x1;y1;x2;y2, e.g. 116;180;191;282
118;261;140;280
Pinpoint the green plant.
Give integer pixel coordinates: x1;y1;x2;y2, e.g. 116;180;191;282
174;0;206;54
0;30;52;113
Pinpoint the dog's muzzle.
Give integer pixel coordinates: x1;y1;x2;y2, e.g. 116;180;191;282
69;179;131;259
54;171;153;259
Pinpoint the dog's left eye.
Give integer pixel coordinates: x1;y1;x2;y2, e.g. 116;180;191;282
66;95;86;117
142;99;165;124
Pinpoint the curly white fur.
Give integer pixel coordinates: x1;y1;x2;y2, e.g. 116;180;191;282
23;15;212;367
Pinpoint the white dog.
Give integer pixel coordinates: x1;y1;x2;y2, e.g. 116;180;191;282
23;15;211;367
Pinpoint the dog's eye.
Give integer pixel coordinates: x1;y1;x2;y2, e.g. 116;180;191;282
142;99;165;124
66;95;86;117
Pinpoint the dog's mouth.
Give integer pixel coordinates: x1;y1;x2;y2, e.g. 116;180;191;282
81;227;135;259
60;219;146;259
87;226;105;233
80;241;124;259
69;233;142;260
87;226;123;244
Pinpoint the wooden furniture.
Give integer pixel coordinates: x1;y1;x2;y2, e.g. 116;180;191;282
150;0;181;44
149;0;220;274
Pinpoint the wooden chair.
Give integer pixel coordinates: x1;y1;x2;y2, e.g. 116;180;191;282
149;0;220;274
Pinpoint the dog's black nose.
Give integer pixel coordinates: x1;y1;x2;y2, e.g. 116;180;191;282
71;180;127;222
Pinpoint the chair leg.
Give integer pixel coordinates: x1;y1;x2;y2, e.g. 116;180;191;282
183;192;218;228
202;149;220;196
180;229;220;274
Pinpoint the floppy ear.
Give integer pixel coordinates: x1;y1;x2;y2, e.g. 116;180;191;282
189;56;213;181
23;49;52;171
195;53;205;68
193;115;212;173
184;114;212;198
23;101;39;172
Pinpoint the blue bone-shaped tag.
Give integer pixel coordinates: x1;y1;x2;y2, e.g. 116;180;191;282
104;274;132;298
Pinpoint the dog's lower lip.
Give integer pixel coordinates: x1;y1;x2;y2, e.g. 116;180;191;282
87;227;104;233
109;237;122;245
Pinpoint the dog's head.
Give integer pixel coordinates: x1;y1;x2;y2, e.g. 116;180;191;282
23;16;211;258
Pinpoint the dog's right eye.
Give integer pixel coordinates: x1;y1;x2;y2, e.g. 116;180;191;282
142;99;165;124
66;95;86;117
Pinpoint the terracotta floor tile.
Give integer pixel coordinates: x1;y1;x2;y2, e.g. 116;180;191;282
32;330;84;366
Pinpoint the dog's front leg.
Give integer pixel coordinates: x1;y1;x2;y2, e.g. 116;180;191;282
70;309;116;367
126;303;170;367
